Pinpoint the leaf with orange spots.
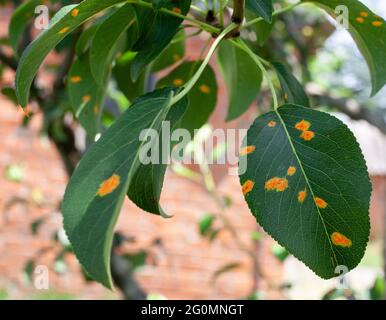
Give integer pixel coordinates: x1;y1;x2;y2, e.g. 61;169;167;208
303;0;386;95
272;61;310;107
217;40;262;121
131;0;191;80
16;0;128;108
239;104;371;279
62;88;188;289
157;61;217;136
68;53;104;138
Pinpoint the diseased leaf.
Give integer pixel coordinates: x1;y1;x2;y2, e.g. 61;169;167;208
303;0;386;96
131;0;191;80
90;4;136;84
157;61;217;135
239;104;371;278
272;61;310;107
67;53;104;137
218;41;262;121
16;0;127;108
62;88;187;288
9;0;42;56
245;0;273;23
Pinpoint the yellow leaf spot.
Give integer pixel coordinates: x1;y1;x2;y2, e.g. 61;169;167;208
240;145;256;156
331;232;352;248
173;78;183;86
70;76;82;83
59;27;70;34
284;92;289;100
314;196;327;209
97;174;121;197
242;180;254;196
298;190;307;203
82;95;91;103
71;9;79;17
199;84;211;94
93;105;99;115
372;20;383;27
356;17;364;23
265;177;288;192
300;130;315;141
268;121;276;127
173;54;180;61
359;11;368;18
172;7;181;14
287;166;296;176
295;119;311;131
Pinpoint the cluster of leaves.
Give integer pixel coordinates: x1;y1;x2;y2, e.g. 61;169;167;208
6;0;386;289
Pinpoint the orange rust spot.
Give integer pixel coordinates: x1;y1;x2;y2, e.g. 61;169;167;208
295;119;311;131
331;232;352;248
172;7;181;14
356;17;364;23
59;27;70;34
284;92;289;100
173;54;180;61
70;76;81;83
268;121;276;127
242;180;254;196
287;166;296;176
82;95;91;103
372;20;383;27
300;130;315;141
265;177;288;192
240;145;256;156
173;78;183;86
298;190;307;203
97;174;121;197
314;196;327;209
359;11;368;18
199;84;211;94
71;9;79;17
93;105;99;114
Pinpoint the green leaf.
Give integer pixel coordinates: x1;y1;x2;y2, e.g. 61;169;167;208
369;276;385;300
127;91;188;217
218;41;262;121
239;104;371;279
152;29;185;72
272;61;310;107
157;61;217;135
246;12;274;46
303;0;386;96
131;0;191;80
90;4;136;84
199;214;215;235
245;0;273;23
62;88;187;288
67;53;104;137
16;0;126;108
9;0;42;56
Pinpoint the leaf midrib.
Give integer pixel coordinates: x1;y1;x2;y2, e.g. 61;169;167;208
275;107;339;268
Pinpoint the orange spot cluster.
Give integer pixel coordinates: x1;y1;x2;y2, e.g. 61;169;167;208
70;76;82;83
240;145;256;156
59;27;70;34
71;9;79;17
97;174;121;197
268;121;276;127
331;232;352;248
173;78;183;86
355;11;383;27
287;166;296;176
242;180;254;196
199;84;210;94
82;95;91;103
314;196;327;209
265;177;288;192
298;190;307;203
